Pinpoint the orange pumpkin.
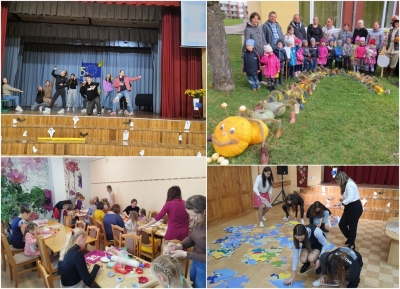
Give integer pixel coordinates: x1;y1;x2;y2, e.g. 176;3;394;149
395;36;399;43
249;119;269;145
212;116;252;157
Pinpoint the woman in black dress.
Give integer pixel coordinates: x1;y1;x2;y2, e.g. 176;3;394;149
307;16;323;45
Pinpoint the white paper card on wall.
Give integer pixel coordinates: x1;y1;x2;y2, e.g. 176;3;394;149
13;119;17;126
73;116;79;127
373;191;377;199
123;130;129;141
32;146;38;153
178;135;182;141
48;127;55;138
23;131;27;137
197;152;202;157
361;198;367;207
184;121;191;131
139;150;145;156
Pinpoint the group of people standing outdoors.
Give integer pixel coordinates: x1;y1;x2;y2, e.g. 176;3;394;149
254;167;364;288
243;11;399;91
2;68;142;115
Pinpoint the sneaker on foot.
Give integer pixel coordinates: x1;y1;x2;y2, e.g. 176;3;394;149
72;107;75;112
93;108;97;114
301;218;305;225
58;109;65;114
118;109;123;114
259;221;264;228
300;262;310;273
97;112;101;116
283;216;289;221
262;216;266;221
110;111;116;115
15;106;23;112
128;112;134;116
43;108;51;113
101;108;105;113
81;109;87;113
66;107;70;112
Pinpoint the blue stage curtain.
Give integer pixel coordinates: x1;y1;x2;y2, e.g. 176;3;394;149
6;41;156;109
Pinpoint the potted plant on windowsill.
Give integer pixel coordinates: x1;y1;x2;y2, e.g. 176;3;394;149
185;88;206;110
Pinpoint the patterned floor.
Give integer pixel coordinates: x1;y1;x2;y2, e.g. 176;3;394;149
207;205;399;288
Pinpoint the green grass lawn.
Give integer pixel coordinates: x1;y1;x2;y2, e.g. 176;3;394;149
223;19;244;26
207;35;399;164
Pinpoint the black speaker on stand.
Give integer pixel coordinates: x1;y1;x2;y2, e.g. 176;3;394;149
272;166;288;206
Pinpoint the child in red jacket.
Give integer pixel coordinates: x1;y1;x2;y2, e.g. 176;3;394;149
354;37;367;73
260;44;281;91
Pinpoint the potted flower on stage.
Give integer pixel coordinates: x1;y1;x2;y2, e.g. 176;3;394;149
185;88;206;111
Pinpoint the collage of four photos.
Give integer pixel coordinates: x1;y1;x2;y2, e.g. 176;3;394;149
1;1;399;288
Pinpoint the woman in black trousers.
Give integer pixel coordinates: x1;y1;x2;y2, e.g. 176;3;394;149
335;171;363;250
282;194;305;224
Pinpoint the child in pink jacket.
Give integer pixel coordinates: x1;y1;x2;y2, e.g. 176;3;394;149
364;38;377;75
317;38;328;67
260;44;281;91
354;37;367;72
295;38;304;77
24;222;53;256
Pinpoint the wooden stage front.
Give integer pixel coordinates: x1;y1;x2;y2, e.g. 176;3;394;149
1;110;206;156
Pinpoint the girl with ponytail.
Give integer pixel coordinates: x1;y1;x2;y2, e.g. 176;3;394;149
313;246;363;288
58;228;101;287
151;255;191;288
284;224;328;286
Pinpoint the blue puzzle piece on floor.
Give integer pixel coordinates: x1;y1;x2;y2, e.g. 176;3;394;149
211;282;229;288
213;236;228;244
225;275;250;288
207;274;218;284
221;239;241;250
327;242;336;251
275;236;293;249
269;279;305;288
267;229;282;236
244;258;257;265
213;268;238;282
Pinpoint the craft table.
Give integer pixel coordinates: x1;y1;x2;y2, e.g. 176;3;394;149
42;220;96;253
88;256;160;288
385;217;399;266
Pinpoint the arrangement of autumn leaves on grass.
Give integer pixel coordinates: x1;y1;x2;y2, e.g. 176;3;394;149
208;67;391;165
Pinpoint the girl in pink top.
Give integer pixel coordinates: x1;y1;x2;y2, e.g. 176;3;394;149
24;222;52;256
260;44;280;91
317;38;328;67
138;186;189;241
295;39;304;77
364;39;377;75
354;37;367;72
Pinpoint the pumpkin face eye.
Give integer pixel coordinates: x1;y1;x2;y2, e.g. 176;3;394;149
220;124;225;130
230;127;236;134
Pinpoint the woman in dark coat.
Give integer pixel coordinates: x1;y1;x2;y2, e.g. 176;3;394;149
307;16;323;45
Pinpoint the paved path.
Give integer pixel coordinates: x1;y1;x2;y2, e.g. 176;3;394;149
225;22;246;35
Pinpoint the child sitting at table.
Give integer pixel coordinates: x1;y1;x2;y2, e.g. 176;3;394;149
124;211;139;234
139;208;148;222
93;202;105;224
101;198;110;213
93;196;100;206
75;193;84;210
151;255;191;288
85;198;97;225
24;222;53;256
67;210;77;225
59;202;72;224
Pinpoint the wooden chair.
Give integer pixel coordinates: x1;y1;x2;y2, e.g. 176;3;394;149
75;220;86;231
122;233;142;258
148;211;159;219
87;215;95;226
1;231;24;272
36;235;60;286
38;260;53;288
85;226;100;251
161;214;168;224
111;224;126;248
63;216;75;228
1;234;40;288
95;220;113;249
167;239;193;278
136;228;159;261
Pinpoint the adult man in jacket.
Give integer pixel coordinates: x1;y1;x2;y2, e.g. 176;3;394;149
262;11;285;49
289;14;307;41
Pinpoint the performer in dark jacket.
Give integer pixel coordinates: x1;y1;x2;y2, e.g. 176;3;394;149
289;14;307;41
79;75;101;116
306;201;335;233
31;85;49;111
313;246;363;288
49;67;68;113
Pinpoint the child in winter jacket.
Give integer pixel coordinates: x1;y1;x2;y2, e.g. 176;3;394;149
334;40;344;69
354;37;367;72
364;38;378;75
295;38;304;77
286;40;297;78
309;38;319;72
302;39;311;72
318;38;328;68
243;39;262;91
273;40;288;85
326;38;335;68
260;44;281;91
342;37;354;71
24;222;53;256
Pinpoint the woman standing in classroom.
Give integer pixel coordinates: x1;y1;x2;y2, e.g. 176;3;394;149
253;166;274;228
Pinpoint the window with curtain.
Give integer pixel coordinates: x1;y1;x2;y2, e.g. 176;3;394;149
384;1;396;28
313;1;342;29
363;1;384;28
299;1;310;25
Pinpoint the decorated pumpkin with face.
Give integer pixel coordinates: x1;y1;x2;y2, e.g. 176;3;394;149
212;116;252;157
